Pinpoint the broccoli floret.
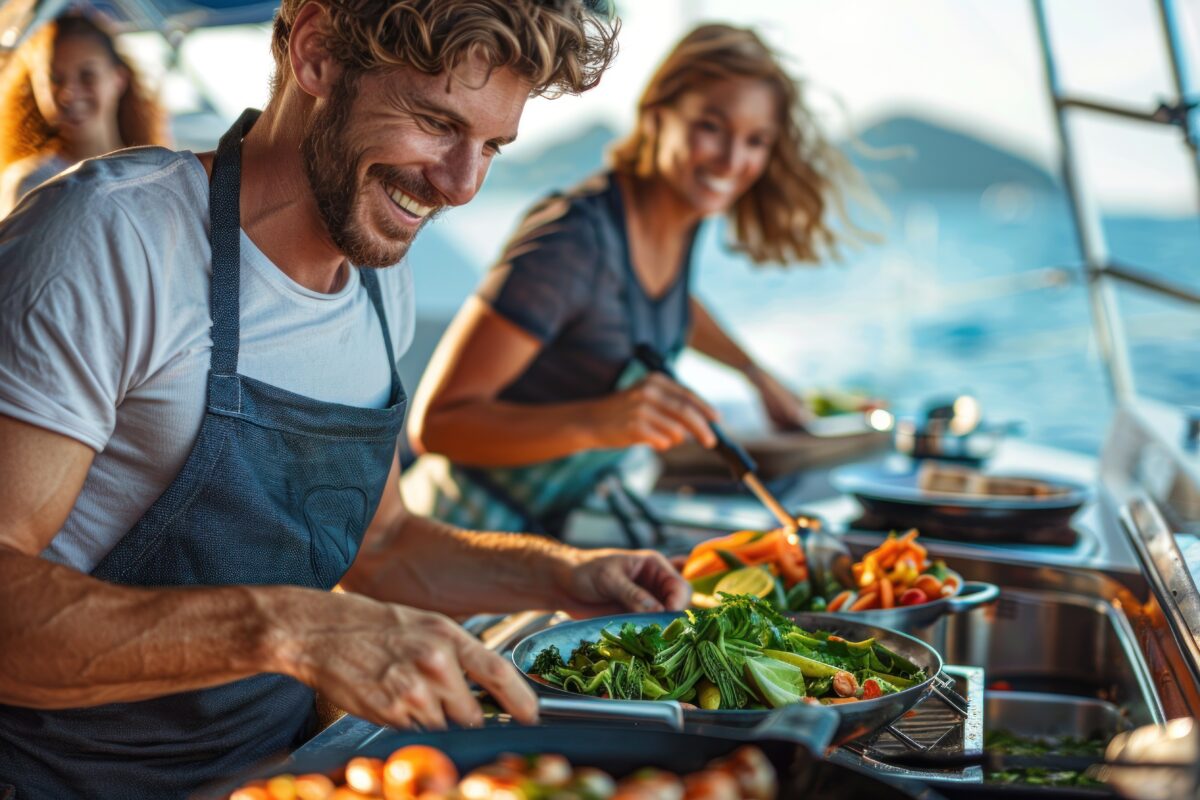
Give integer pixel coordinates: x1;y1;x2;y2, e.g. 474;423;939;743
531;645;566;675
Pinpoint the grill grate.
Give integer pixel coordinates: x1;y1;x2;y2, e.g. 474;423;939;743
832;665;985;784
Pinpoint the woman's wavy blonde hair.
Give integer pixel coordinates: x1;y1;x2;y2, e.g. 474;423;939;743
0;14;167;172
611;23;876;265
270;0;618;98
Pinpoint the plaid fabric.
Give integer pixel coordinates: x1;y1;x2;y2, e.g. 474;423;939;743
435;448;630;532
408;361;656;534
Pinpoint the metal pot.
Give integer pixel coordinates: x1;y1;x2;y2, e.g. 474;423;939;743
826;582;1000;634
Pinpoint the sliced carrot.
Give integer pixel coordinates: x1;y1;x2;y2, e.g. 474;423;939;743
690;530;761;560
849;591;879;611
776;536;808;587
728;530;786;563
682;550;726;581
879;577;895;609
828;590;856;612
912;574;943;598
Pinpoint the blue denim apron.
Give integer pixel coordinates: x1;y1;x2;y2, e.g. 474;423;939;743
404;181;694;536
0;109;407;799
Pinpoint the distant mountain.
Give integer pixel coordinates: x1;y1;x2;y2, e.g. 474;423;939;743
848;114;1060;194
482;114;1058;198
482;122;620;195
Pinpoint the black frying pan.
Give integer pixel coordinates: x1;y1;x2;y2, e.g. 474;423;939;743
511;612;958;745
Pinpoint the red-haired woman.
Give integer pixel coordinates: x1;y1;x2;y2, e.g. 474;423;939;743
0;13;167;216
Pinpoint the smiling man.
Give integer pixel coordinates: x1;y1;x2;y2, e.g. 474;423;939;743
0;2;692;799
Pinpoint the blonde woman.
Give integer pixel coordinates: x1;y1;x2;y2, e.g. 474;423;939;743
404;23;871;535
0;13;167;216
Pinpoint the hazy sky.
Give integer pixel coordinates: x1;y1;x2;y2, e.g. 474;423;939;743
130;0;1200;214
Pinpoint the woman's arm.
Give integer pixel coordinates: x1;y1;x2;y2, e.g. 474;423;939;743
688;295;758;373
688;297;812;430
407;297;716;467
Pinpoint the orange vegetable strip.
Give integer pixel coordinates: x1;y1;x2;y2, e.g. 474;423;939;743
879;577;895;609
849;591;879;611
683;550;726;581
828;590;855;612
690;530;759;560
728;531;786;563
913;575;943;598
776;538;807;587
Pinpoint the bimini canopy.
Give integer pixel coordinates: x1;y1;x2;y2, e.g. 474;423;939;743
1;0;277;52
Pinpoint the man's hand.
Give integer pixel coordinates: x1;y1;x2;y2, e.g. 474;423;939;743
268;589;537;730
551;548;691;618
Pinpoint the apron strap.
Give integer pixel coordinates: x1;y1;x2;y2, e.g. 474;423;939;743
359;269;403;404
208;108;261;376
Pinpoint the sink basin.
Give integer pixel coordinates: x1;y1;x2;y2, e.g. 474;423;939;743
986;691;1132;742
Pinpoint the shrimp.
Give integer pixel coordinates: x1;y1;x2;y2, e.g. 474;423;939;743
832;670;859;698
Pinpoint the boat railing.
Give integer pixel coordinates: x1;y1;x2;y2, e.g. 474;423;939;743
1032;0;1200;404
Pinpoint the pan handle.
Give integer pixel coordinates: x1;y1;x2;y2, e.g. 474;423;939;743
945;582;999;614
748;703;838;752
536;696;685;731
930;672;970;717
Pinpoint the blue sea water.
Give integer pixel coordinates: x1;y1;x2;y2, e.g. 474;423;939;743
685;189;1199;454
408;185;1198;456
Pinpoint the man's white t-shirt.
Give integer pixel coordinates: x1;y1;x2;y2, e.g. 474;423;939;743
0;147;415;572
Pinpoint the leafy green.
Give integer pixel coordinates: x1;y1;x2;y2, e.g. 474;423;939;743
531;645;565;675
526;594;925;710
984;730;1108;788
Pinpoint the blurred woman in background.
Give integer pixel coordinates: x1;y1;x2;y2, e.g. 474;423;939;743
403;23;874;535
0;13;167;216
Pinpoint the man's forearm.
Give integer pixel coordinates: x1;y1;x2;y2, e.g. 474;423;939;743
0;549;296;709
344;513;576;616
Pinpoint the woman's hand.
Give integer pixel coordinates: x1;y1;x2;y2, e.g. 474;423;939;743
745;366;813;431
587;373;718;451
550;548;692;618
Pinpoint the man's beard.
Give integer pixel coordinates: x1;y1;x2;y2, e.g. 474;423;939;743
301;75;444;268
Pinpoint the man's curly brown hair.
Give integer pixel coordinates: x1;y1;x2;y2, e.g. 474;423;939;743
269;0;618;99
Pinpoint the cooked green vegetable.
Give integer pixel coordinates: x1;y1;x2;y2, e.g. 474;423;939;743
528;595;926;709
984;730;1108;787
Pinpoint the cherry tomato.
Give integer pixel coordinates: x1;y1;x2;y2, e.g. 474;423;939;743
384;746;459;799
899;588;929;607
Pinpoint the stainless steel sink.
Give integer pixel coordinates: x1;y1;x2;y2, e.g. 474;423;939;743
986;691;1132;742
838;535;1165;728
